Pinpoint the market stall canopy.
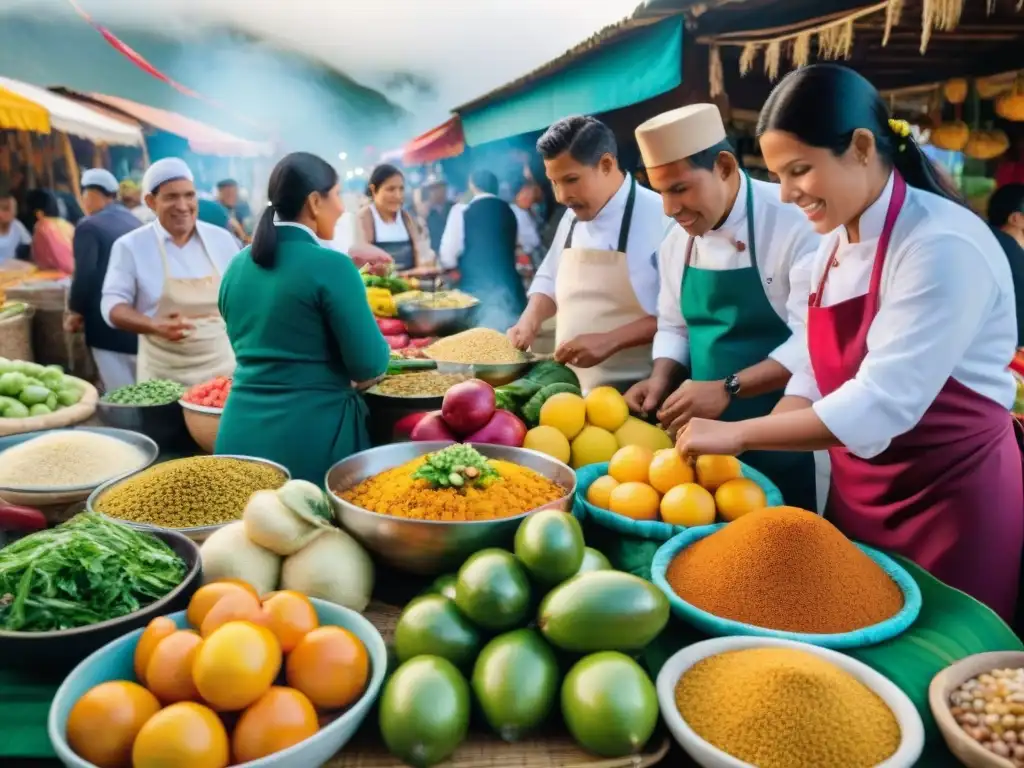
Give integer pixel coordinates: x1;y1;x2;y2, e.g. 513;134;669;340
403;117;465;166
0;76;143;145
0;85;50;134
68;92;273;158
454;17;683;147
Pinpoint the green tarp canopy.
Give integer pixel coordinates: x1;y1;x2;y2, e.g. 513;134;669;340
459;17;683;147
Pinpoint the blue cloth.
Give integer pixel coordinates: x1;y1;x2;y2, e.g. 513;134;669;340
649;523;923;649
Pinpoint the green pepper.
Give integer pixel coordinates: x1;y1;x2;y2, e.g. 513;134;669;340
28;403;51;417
19;385;52;406
57;387;82;407
0;398;29;418
0;372;26;397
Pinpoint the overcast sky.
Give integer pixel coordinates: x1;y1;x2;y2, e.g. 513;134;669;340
4;0;644;131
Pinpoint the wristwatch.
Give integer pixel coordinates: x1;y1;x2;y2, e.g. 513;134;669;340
724;374;741;397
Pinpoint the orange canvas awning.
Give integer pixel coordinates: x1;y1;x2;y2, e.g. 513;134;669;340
403;116;465;166
0;85;50;134
85;92;273;158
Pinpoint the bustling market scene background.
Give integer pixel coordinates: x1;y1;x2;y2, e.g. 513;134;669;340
2;0;1024;766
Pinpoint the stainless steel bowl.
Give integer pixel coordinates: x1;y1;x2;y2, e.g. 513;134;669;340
434;360;532;386
0;427;159;507
325;441;576;575
96;400;188;451
396;302;479;336
87;454;290;543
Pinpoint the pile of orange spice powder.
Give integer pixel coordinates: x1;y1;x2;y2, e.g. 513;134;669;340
665;506;904;634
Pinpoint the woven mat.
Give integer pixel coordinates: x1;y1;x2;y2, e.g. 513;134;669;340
327;602;672;768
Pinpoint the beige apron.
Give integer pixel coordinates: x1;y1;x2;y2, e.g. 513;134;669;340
554;178;652;393
136;227;236;386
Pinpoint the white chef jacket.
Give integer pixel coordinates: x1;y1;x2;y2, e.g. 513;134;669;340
0;220;31;263
786;173;1018;460
101;220;240;326
512;205;542;255
653;173;821;372
529;173;673;316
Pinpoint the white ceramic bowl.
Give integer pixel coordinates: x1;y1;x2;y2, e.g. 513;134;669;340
656;636;925;768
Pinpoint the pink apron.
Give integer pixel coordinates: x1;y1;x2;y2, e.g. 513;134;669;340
808;172;1024;621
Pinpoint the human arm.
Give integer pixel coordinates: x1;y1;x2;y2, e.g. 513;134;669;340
321;253;390;382
437;204;465;270
67;224;100;315
507;212;570;345
101;237;192;339
555;315;657;368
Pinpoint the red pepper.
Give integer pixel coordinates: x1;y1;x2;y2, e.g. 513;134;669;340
408;337;435;348
384;334;410;350
0;502;47;532
376;318;407;335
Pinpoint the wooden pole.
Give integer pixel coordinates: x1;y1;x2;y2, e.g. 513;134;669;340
61;132;82;207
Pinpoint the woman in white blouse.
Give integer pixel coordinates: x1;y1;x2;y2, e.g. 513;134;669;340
677;64;1023;621
351;164;434;272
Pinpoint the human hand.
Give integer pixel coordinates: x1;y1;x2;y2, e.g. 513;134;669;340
348;244;393;275
507;317;540;351
353;376;384;391
150;313;195;342
624;377;673;416
63;311;83;334
675;418;745;458
657;379;730;436
554;333;616;368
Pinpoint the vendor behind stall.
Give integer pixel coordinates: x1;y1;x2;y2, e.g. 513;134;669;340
101;158;239;386
676;64;1022;621
507;116;672;393
216;152;390;483
0;192;31;263
352;164;434;272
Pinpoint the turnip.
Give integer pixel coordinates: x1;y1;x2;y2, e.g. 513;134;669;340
199;522;281;595
280;528;374;611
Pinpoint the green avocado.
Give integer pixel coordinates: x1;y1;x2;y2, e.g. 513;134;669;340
379;656;470;768
561;652;658;758
471;628;559;742
454;548;531;631
575;547;613;575
423;573;458;601
394;594;482;670
538;570;669;653
513;509;585;587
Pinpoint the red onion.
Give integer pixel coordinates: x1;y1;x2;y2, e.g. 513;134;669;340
441;379;496;437
411;411;457;441
464;409;527;447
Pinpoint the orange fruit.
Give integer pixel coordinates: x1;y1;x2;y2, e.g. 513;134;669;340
231;686;319;762
715;477;768;522
146;630;203;705
134;616;177;686
660;483;716;526
199;590;266;637
586;475;619;509
695;454;742;491
193;621;281;711
647;448;695;494
262;591;320;653
286;626;369;710
66;680;160;768
212;578;260;598
607;481;661;521
187;581;257;629
608;445;653;484
132;701;229;768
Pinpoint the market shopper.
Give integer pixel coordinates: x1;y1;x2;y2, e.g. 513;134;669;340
675;64;1023;621
101;158;239;386
352;164;434;272
120;179;155;224
0;192;31;263
507;115;672;392
65;169;141;391
216;152;390;483
625;103;821;512
438;169;525;330
25;189;74;274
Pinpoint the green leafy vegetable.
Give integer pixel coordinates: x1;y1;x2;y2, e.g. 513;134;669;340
0;513;186;632
412;444;500;490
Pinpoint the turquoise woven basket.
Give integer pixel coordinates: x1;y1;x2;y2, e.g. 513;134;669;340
573;460;784;542
650;524;923;649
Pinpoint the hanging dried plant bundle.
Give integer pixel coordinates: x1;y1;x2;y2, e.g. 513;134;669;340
764;40;783;80
739;43;759;75
709;45;725;98
921;0;964;53
883;0;905;45
818;20;855;60
791;32;812;68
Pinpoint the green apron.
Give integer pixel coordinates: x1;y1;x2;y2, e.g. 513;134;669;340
680;174;817;510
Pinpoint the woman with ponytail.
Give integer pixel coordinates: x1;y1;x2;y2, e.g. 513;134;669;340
676;64;1023;621
216;152;390;483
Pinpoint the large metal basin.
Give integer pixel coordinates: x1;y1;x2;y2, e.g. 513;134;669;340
396;303;478;337
325;441;576;575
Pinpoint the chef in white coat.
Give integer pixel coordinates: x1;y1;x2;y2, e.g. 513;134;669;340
626;104;821;511
507;115;672;393
101;158;239;386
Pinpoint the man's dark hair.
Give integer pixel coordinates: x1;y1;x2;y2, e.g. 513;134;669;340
83;185;116;199
989;184;1024;228
536;116;618;166
686;139;738;172
470;169;499;196
217;179;238;189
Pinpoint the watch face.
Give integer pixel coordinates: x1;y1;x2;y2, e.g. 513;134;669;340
726;376;740;395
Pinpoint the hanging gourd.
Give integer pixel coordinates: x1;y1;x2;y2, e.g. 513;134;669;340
930;121;970;151
964;129;1010;161
977;76;1010;100
995;78;1024;121
943;78;969;105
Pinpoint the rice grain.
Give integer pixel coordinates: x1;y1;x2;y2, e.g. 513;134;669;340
0;431;148;489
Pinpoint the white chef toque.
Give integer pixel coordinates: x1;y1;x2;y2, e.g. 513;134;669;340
142;158;194;196
635;104;728;168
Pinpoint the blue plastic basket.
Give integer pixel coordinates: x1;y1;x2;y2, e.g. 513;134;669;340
650;523;923;649
574;460;784;542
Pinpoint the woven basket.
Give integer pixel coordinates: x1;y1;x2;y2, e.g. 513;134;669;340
0;306;34;362
0;377;98;437
4;283;95;380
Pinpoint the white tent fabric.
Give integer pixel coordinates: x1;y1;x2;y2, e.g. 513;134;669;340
0;76;143;146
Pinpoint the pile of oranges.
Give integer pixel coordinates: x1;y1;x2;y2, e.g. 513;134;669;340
586;446;767;527
65;580;370;768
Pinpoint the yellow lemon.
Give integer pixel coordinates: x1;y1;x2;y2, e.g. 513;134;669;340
570;425;619;468
586;475;620;509
714;477;767;522
695;454;742;491
539;392;587;440
522;425;571;464
608;445;653;484
647;448;695;494
613;416;673;452
660;483;716;526
608;482;661;521
584;386;630;432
